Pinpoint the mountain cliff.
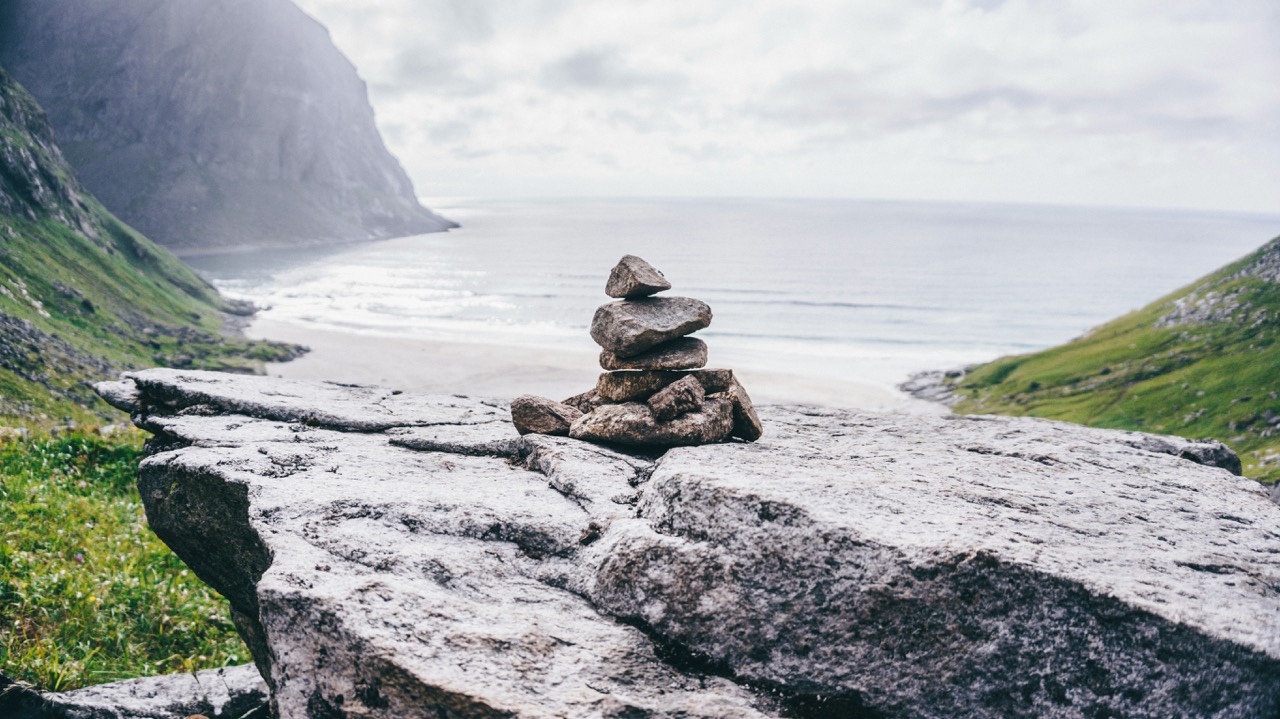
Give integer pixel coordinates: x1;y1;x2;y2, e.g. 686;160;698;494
0;0;455;254
0;66;297;427
938;233;1280;484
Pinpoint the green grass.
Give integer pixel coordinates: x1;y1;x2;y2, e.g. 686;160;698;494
950;236;1280;484
0;68;273;692
0;431;248;692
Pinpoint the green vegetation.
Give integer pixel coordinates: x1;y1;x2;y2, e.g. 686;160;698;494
0;432;247;691
0;67;299;432
0;68;287;690
0;209;300;430
950;235;1280;484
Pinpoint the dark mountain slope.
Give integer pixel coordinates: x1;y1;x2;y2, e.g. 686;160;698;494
0;0;455;254
944;233;1280;483
0;67;298;427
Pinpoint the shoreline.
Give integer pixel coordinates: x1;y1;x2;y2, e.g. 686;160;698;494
246;317;945;413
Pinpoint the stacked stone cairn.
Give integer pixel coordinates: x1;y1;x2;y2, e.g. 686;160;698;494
510;255;763;447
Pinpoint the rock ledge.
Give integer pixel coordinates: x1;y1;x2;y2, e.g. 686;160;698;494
93;369;1280;719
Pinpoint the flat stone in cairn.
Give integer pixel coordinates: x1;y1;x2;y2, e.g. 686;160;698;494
591;297;712;358
510;395;583;436
648;375;705;422
597;369;735;403
570;398;734;447
713;378;763;441
601;337;708;371
606;254;672;299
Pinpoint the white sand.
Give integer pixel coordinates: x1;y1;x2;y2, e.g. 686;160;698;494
247;318;943;413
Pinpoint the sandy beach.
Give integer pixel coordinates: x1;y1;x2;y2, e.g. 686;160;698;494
248;318;943;413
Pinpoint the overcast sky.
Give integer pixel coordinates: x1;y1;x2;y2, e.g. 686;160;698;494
293;0;1280;213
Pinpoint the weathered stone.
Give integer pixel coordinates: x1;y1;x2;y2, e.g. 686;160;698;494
647;375;705;422
600;337;708;371
596;368;735;402
590;297;711;358
562;388;611;413
98;371;1280;719
102;370;776;719
387;422;520;458
2;665;268;719
98;368;506;432
509;394;582;436
1121;433;1243;475
570;399;734;447
584;407;1280;719
711;378;763;442
605;254;672;299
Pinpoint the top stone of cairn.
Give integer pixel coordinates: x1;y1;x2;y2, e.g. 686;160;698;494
606;255;672;299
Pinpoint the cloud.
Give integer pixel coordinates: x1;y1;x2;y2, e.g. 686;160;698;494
291;0;1280;212
379;48;500;98
539;46;687;94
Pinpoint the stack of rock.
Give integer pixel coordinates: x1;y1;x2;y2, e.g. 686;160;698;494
511;255;763;447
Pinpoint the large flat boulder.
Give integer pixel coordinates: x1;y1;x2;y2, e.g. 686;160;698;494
95;370;1280;719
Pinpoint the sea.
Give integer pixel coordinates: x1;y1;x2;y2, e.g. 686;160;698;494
186;197;1280;391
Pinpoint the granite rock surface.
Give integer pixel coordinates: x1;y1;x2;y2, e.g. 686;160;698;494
1;665;268;719
93;369;1280;719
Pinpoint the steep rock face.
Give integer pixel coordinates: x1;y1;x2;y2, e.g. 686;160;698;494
0;67;86;224
0;0;455;253
0;70;299;424
98;369;1280;719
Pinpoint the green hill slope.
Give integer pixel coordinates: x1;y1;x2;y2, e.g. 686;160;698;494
947;233;1280;483
0;67;298;428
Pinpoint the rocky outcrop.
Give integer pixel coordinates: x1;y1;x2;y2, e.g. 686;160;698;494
1157;237;1280;328
1;665;268;719
97;369;1280;718
0;0;455;253
0;67;87;225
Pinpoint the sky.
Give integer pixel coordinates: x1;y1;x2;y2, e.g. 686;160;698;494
292;0;1280;213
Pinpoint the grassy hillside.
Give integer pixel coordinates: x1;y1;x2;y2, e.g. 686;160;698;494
1;67;298;690
0;66;298;430
948;234;1280;484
